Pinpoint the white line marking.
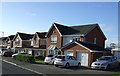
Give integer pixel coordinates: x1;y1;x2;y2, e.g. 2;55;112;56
3;60;17;65
2;60;44;75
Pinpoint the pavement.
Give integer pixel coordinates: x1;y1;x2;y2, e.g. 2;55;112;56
1;56;120;76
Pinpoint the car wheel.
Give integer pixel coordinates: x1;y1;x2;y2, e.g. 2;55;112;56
55;65;59;67
78;62;81;67
45;63;49;65
106;64;111;71
65;63;70;69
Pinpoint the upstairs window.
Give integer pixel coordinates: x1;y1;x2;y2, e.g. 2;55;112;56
73;37;80;41
50;36;57;43
15;39;20;45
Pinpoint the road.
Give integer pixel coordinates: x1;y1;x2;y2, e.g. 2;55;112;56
1;57;120;76
1;60;44;76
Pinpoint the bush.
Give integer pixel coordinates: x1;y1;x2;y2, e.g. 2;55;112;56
35;55;45;61
15;54;35;63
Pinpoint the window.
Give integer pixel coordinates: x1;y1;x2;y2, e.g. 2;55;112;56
40;39;46;45
73;37;80;41
15;39;20;45
94;38;96;44
50;36;57;43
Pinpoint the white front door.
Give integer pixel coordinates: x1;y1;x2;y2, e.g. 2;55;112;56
77;52;88;66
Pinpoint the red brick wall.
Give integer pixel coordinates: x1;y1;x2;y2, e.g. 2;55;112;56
85;26;105;48
46;26;62;56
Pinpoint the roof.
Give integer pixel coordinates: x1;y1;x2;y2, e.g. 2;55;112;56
61;41;108;52
54;23;98;35
36;32;47;38
0;37;8;41
8;35;15;41
16;32;34;40
46;23;106;39
76;41;108;51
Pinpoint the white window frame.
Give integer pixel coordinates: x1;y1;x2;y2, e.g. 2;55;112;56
50;36;57;43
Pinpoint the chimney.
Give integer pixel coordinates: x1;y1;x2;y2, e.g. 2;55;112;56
80;36;84;42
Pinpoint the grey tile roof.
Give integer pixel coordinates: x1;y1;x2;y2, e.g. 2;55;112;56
36;32;47;38
76;41;108;51
0;37;8;41
61;41;108;51
54;23;97;35
17;32;34;40
8;35;15;41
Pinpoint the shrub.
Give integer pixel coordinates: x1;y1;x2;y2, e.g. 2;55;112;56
15;54;35;63
35;55;45;61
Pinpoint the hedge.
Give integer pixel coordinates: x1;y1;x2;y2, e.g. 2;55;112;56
14;54;35;63
35;55;45;61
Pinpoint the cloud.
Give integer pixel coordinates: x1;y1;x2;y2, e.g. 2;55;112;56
99;24;113;32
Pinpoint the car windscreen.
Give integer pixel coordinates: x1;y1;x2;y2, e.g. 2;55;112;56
98;57;111;61
56;56;65;59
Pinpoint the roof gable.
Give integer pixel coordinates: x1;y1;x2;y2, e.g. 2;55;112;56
8;35;15;41
46;23;105;36
61;41;108;52
36;32;47;38
13;32;34;41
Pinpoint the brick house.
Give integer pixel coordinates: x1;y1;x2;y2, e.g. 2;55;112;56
6;35;15;51
12;32;34;54
0;37;8;51
46;23;109;66
32;32;47;56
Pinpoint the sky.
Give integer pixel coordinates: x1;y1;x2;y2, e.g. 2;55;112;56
0;2;118;47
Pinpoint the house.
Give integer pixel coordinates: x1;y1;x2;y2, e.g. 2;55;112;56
32;32;47;56
0;37;8;52
12;32;34;54
0;37;8;48
46;23;109;66
6;35;15;51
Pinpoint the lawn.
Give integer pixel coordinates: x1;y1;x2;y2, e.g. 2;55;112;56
35;59;44;64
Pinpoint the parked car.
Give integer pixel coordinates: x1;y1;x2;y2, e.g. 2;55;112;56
3;51;14;57
54;55;81;68
44;55;58;65
12;52;28;58
91;56;120;70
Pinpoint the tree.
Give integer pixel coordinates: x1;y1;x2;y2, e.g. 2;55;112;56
109;43;117;49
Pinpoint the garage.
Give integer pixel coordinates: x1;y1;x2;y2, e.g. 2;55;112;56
61;41;109;67
76;52;88;66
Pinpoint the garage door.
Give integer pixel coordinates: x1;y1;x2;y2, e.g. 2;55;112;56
77;52;88;66
114;51;120;59
64;51;73;56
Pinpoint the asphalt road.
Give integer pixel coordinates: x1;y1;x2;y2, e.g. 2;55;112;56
1;61;45;76
2;57;120;76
